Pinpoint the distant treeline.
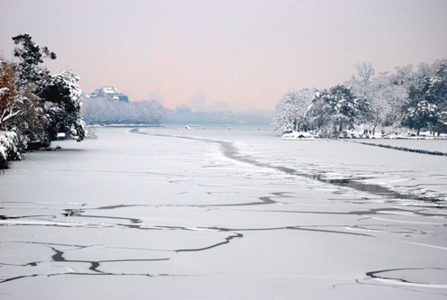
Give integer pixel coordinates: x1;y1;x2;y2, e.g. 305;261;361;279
273;60;447;137
82;97;168;125
81;98;273;126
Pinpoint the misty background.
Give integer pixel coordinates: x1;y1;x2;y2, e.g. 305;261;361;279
1;0;446;116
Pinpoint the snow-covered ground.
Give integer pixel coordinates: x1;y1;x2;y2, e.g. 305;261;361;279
1;126;446;299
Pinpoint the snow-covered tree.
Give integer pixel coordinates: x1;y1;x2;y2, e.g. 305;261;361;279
273;59;446;138
0;131;20;168
0;60;20;129
350;65;409;135
12;34;55;92
351;63;377;132
272;88;315;132
312;85;366;134
376;75;408;130
10;34;86;145
41;71;85;141
429;64;447;134
351;62;375;99
390;64;418;90
403;60;447;135
403;100;438;135
305;90;331;132
0;58;44;149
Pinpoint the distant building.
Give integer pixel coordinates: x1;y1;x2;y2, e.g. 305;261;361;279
87;86;129;102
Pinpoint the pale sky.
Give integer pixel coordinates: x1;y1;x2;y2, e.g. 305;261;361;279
1;0;446;111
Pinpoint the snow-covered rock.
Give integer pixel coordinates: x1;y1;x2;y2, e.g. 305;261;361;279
281;130;316;140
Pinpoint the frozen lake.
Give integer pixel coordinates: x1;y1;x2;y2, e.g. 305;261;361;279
1;126;447;299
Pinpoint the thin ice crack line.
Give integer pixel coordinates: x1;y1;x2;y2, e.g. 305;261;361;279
0;226;369;285
175;232;243;253
364;267;447;288
0;231;243;284
1;224;371;272
0;272;193;285
355;278;442;295
6;210;442;237
0;168;185;177
187;225;373;237
0;195;281;221
49;246;171;274
398;241;447;251
131;130;445;205
252;207;447;218
0;240;175;261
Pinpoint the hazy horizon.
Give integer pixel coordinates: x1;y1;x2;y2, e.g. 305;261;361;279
1;0;446;111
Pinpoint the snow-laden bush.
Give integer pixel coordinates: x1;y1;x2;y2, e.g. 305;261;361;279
0;131;20;169
41;71;86;142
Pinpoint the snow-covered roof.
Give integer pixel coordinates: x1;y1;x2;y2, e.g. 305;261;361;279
101;86;119;94
88;86;129;102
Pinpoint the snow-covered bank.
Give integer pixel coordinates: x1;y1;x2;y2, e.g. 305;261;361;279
352;139;447;156
1;126;446;299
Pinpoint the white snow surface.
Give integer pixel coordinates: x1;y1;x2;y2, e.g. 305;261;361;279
1;125;447;299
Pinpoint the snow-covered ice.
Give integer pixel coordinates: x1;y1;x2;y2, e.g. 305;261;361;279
0;126;446;299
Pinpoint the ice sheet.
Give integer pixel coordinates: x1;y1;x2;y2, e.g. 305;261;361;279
0;126;446;299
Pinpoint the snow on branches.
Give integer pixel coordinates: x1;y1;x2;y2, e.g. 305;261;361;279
0;34;86;168
42;71;85;141
274;59;447;137
272;88;315;132
0;131;20;168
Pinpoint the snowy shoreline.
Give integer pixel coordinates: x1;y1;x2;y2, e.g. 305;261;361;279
351;140;447;156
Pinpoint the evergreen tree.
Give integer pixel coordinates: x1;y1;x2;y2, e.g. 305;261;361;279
315;85;366;134
12;34;56;91
11;34;85;145
40;71;85;141
403;62;447;135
